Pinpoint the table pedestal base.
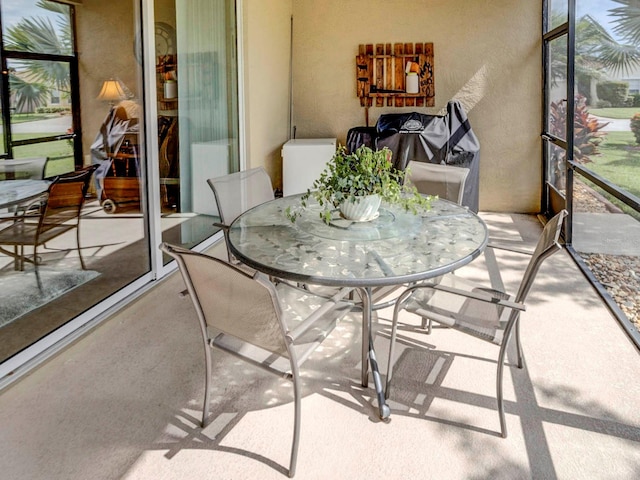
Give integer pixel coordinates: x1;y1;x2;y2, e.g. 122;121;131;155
357;287;391;420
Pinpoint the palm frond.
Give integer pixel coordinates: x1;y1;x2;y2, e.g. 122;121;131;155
9;74;50;113
611;0;640;45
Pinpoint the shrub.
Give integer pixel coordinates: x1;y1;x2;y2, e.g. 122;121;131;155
549;95;608;164
596;81;629;107
633;94;640;107
630;113;640;144
596;100;612;108
35;106;70;114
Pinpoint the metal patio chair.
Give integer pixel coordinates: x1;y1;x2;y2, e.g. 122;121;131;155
160;242;353;477
385;210;568;437
0;157;48;181
405;161;469;205
207;167;274;263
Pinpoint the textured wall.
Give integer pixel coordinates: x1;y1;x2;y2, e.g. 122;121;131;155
242;0;293;189
76;0;143;161
290;0;542;212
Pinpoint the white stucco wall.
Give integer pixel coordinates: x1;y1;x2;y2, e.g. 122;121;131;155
289;0;542;212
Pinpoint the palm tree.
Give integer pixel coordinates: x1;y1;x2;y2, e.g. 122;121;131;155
5;1;71;112
8;73;50;113
610;0;640;46
549;10;640;104
576;14;640;103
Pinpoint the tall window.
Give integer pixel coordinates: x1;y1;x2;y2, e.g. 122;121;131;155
544;0;640;345
0;0;79;176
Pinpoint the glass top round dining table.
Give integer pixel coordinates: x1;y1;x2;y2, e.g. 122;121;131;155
227;194;488;288
227;193;488;420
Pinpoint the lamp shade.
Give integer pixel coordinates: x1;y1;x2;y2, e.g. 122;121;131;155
97;79;126;103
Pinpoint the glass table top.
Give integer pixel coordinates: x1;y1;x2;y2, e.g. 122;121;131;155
0;180;50;210
228;194;488;287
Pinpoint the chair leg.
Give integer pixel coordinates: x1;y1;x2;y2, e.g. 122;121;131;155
33;245;42;291
201;342;213;428
289;363;302;478
76;226;86;270
515;318;523;369
496;343;508;438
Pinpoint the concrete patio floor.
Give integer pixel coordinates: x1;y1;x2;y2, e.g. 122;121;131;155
0;213;639;479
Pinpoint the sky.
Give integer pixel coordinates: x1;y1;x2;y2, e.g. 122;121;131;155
577;0;622;40
1;0;66;33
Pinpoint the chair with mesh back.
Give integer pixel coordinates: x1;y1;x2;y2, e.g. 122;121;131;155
0;157;48;180
385;210;567;437
160;242;353;477
405;161;469;205
207;167;274;263
0;166;96;288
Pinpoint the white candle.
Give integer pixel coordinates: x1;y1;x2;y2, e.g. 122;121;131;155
164;80;177;99
406;73;419;94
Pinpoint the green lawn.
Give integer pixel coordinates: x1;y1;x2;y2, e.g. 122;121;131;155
10;113;52;124
2;132;74;177
586;131;640;218
588;107;639;119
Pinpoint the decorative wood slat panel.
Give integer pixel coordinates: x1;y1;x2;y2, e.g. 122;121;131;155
375;44;385;107
355;42;435;108
404;43;415;107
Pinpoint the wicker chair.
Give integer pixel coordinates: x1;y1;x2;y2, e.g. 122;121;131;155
385;210;568;437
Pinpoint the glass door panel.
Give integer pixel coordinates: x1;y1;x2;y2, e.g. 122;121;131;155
546;36;567;140
0;0;151;366
543;0;569;217
547;0;568;31
156;0;240;259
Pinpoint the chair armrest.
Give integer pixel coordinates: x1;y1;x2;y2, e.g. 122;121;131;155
487;242;533;256
213;222;229;231
286;286;354;343
422;283;526;311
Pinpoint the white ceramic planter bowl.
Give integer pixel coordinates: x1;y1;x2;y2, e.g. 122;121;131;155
339;194;381;222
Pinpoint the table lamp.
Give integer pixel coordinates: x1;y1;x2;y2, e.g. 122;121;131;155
97;79;126;106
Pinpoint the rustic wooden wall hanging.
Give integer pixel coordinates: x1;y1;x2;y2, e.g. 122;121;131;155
356;43;435;109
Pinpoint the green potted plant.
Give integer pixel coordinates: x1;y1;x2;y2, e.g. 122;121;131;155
286;145;434;224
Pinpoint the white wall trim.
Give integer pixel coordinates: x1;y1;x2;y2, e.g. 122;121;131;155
236;0;247;171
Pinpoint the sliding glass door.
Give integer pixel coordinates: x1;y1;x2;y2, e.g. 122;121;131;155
0;0;241;382
155;0;240;257
0;0;152;371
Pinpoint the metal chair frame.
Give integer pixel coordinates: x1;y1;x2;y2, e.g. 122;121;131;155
406;161;469;205
207;167;274;263
385;210;568;437
161;242;353;477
